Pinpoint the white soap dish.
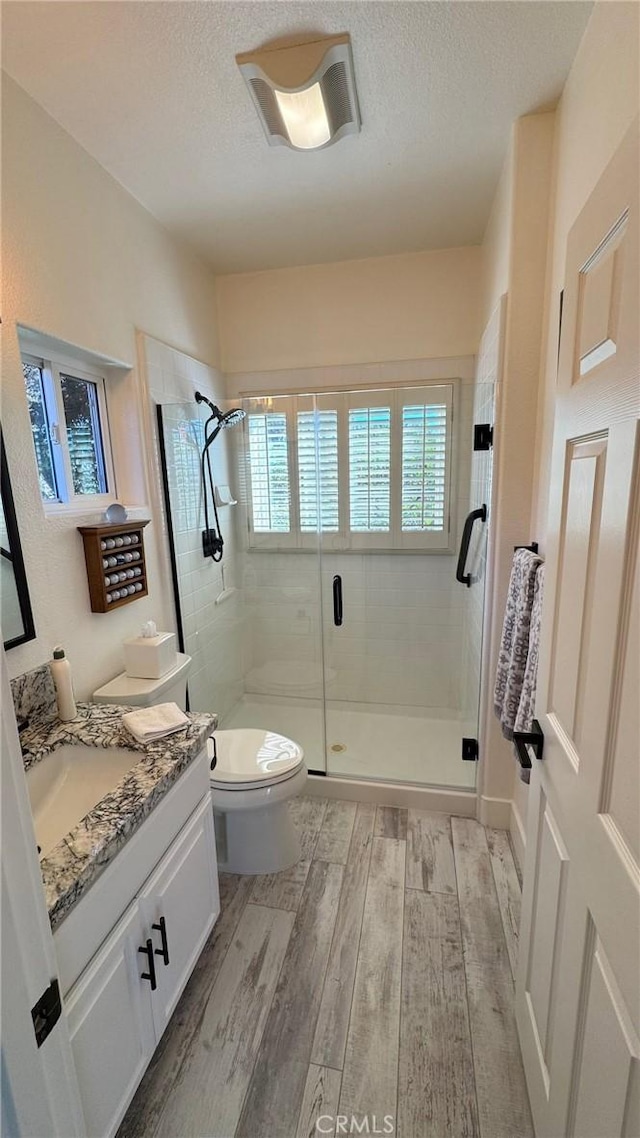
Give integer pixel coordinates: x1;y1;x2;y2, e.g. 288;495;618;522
214;485;237;507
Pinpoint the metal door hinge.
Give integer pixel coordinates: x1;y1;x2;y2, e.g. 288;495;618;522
473;424;493;451
31;978;62;1048
462;737;479;762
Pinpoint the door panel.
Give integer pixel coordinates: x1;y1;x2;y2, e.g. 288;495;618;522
140;795;219;1040
604;531;639;862
65;903;155;1138
524;795;569;1079
516;121;639;1137
569;930;640;1138
549;435;607;745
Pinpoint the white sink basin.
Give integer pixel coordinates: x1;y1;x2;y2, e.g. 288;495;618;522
26;744;140;857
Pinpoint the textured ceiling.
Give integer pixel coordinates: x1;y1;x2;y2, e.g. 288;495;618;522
2;1;592;274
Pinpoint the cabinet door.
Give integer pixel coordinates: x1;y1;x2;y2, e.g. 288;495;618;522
64;903;155;1138
140;793;219;1040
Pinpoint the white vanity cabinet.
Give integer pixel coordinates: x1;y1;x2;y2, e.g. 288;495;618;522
55;749;219;1138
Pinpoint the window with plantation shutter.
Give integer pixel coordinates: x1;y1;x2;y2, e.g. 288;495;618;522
243;383;454;551
348;406;391;532
297;410;339;532
401;403;448;532
247;412;291;532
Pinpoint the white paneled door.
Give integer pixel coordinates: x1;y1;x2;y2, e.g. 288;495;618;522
516;121;639;1137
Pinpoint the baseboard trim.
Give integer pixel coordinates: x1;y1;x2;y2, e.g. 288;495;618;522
509;798;527;874
478;794;512;829
306;774;477;816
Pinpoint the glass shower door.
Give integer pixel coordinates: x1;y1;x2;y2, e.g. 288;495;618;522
318;382;493;790
220;393;328;773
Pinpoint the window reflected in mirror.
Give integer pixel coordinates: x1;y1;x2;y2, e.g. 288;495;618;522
1;429;36;650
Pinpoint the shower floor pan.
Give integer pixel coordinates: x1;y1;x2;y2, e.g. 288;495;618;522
220;695;476;790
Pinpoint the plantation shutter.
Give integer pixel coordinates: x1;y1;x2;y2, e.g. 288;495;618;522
401;402;448;532
348;405;391;532
297;410;339;532
247;412;290;532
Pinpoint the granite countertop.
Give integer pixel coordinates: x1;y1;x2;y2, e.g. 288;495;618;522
20;701;217;931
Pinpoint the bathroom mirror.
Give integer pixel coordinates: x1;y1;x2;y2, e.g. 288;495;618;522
1;428;36;649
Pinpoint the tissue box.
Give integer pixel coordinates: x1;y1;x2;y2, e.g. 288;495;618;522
123;632;177;679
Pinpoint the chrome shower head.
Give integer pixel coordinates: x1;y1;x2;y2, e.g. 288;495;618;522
220;407;246;428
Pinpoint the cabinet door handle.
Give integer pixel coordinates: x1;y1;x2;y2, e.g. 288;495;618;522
152;916;170;966
138;938;157;990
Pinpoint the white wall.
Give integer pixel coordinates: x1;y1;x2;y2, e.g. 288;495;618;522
481;147;514;331
217;247;482;374
2;76;220;698
477;113;555;830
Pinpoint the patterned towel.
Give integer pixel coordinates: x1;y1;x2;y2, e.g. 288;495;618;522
494;549;543;740
514;563;545;736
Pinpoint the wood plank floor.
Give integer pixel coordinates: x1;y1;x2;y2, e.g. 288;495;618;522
119;800;532;1138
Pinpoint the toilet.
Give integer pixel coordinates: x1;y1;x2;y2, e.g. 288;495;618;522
93;654;307;876
209;729;307;875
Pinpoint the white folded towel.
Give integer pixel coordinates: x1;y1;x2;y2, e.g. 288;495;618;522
122;702;189;744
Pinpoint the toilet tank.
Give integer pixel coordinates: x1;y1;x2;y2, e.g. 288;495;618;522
93;653;192;710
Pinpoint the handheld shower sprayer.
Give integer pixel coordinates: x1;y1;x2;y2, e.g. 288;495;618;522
195;391;246;562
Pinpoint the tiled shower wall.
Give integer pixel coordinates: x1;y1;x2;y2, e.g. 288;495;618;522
242;550;467;711
141;335;245;720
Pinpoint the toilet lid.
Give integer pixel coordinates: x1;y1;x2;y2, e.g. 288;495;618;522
208;729;304;788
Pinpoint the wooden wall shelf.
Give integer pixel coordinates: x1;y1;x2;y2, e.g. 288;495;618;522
78;520;150;613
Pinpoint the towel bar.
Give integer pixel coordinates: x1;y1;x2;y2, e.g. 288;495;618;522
514;542;539;553
513;719;545;770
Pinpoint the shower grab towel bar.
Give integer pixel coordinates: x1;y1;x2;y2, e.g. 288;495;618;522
456;505;487;587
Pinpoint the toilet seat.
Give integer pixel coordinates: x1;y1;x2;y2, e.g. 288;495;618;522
208;728;304;791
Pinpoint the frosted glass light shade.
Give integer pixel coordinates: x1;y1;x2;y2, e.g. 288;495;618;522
236;34;360;152
274;83;331;150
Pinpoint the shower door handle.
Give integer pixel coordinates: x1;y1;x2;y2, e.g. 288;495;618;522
333;575;343;626
456;505;487;587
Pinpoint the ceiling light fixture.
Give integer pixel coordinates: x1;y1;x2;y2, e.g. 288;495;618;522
236;33;361;152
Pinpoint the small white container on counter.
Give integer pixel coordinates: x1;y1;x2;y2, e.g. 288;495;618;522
123;623;177;679
50;646;77;721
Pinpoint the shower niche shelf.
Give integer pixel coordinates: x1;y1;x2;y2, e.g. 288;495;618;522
78;520;150;613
